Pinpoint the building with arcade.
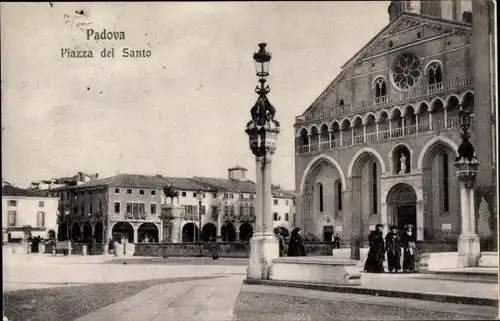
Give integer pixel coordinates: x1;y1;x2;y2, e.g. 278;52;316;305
50;166;296;244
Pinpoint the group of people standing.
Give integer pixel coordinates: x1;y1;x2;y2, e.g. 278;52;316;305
364;224;417;273
274;227;307;257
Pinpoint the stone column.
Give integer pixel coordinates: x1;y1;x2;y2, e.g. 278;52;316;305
429;113;433;130
455;157;481;268
350;176;362;260
416;201;424;241
254;157;264;235
216;207;223;241
262;156;274;236
133;225;138;244
444;108;448;128
165;204;183;243
339;129;343;146
375;121;380;140
363;125;366;142
318;131;322;151
388;118;392;137
416;114;420;132
381;202;388;236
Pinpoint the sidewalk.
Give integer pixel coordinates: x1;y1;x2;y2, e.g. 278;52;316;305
73;275;245;321
244;272;499;306
240;284;498;319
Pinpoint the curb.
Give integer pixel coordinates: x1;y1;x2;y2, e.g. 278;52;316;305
242;279;498;307
431;270;498;279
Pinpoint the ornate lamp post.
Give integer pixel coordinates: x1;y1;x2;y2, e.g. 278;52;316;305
454;106;481;267
246;43;281;280
197;189;204;242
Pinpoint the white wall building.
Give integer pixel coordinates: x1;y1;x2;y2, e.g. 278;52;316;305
2;183;58;242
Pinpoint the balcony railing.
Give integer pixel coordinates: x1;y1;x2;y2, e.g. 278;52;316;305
238;214;256;222
222;213;237;221
296;116;464;154
296;76;472;123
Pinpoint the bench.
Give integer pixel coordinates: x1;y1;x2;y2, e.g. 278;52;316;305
53;241;71;256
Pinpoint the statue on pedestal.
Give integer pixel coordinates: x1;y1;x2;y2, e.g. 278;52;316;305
163;183;180;204
399;153;406;174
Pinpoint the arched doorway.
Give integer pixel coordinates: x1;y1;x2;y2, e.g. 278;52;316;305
221;222;236;242
82;222;93;243
94;222;103;243
202;223;216;242
301;156;346;239
138;223;159;243
111;222;134;243
182;222;199;242
239;222;253;242
419;137;460;240
348;149;385;245
71;222;81;242
386;183;417;239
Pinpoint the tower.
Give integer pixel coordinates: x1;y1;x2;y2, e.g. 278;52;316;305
388;0;473;23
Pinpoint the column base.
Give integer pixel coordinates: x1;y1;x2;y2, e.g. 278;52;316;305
216;235;223;242
350;239;361;260
457;233;481;268
247;233;279;280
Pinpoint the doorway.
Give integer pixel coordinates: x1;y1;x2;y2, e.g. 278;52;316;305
386;183;418;240
396;205;417;238
323;225;334;241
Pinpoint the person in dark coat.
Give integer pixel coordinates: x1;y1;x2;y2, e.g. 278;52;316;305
274;228;286;257
401;224;417;273
363;224;386;273
287;228;307;257
333;233;341;249
385;225;401;273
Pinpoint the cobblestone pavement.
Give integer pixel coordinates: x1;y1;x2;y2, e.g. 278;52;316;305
234;285;497;321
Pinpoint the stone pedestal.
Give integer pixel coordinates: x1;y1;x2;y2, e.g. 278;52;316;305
457;233;481;268
82;245;87;256
270;257;361;285
247;234;279;279
164;204;183;243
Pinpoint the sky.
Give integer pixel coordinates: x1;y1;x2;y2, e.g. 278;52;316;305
1;1;390;189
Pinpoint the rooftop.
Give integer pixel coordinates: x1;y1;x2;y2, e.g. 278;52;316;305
2;185;45;197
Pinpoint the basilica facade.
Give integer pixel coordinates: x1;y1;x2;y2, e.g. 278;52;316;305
293;0;494;245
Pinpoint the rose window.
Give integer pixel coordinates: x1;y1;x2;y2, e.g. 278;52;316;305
390;52;421;90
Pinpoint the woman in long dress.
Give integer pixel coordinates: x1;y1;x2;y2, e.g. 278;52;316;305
364;224;386;273
401;224;417;273
287;228;307;257
385;225;401;273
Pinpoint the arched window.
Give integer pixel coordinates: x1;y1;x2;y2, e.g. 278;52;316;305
340;99;344;106
300;129;309;146
229;205;235;217
239;205;244;216
336;181;342;211
249;205;255;217
374;77;387;99
442;153;450;212
371;162;378;215
285;213;289;221
292;213;296;225
428;63;442;85
319;183;324;212
224;203;229;217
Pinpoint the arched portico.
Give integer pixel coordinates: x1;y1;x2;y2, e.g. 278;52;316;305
299;154;346;239
138;222;159;243
111;222;134;243
202;223;217;242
